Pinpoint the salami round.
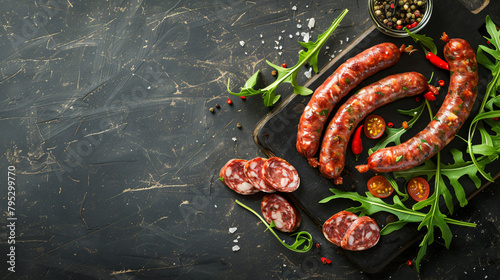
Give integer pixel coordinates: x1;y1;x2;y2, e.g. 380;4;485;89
244;158;275;193
340;216;380;251
261;194;301;232
322;211;359;247
220;159;260;195
262;157;300;193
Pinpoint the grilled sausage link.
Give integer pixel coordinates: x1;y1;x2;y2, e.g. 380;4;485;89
319;72;432;184
296;43;403;158
356;38;478;174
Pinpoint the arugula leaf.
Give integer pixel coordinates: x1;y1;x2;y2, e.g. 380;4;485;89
404;27;438;55
467;15;500;181
235;199;313;253
227;9;349;106
368;102;426;154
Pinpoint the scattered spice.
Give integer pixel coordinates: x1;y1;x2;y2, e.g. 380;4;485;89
271;70;277;76
402;121;409;130
215;103;221;109
406;260;413;266
315;243;321;248
237;123;242;129
240;96;246;100
388;122;394;127
282;63;287;68
438;79;445;86
415;96;421;102
227;98;233;105
209;107;215;113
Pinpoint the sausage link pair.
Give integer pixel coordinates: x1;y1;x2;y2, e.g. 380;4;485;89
296;43;404;158
319;72;432;184
356;38;478;174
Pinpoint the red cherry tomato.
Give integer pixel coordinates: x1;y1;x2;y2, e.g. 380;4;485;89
367;176;394;198
407;177;430;202
364;115;386;139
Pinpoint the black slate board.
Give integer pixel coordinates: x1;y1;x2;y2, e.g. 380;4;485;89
253;0;500;274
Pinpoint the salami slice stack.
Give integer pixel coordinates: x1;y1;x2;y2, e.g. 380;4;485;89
220;157;300;195
322;211;380;251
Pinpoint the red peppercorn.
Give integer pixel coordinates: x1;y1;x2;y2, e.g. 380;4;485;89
282;63;287;68
326;259;332;264
438;80;445;86
315;243;321;248
390;3;394;8
406;24;412;29
493;117;499;121
320;257;327;264
388;122;394;128
406;260;413;266
411;21;418;28
415;96;421;102
226;98;232;105
240;96;246;100
396;25;403;30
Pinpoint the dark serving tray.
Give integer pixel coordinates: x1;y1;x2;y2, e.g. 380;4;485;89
252;0;500;274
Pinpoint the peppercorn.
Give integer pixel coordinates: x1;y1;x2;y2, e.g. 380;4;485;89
237;123;242;128
372;0;427;30
215;103;221;109
209;107;215;113
271;70;277;76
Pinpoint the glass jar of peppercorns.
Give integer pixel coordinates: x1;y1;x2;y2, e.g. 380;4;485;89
368;0;433;37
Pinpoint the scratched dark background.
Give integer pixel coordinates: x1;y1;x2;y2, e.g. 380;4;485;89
0;0;499;279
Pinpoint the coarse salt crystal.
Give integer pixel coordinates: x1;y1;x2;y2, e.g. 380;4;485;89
229;227;237;233
233;239;238;243
278;52;282;56
308;18;315;29
296;31;300;36
278;35;282;40
304;68;313;79
232;245;240;252
260;34;263;38
292;5;297;11
297;24;302;29
239;40;245;47
301;32;310;43
232;137;237;142
289;34;293;38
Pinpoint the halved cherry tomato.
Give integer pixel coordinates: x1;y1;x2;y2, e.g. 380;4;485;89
364;115;386;139
407;177;430;201
367;175;394;198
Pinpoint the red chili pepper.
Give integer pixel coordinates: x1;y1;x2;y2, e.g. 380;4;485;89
426;52;450;71
388;122;394;128
282;63;287;68
438;79;445;86
423;91;436;101
326;259;332;264
320;257;327;264
227;98;233;104
352;125;363;160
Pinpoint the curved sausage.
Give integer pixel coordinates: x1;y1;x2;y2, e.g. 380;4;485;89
220;159;260;195
244;157;276;193
323;210;359;247
261;194;301;232
319;72;432;184
340;216;380;251
356;38;478;174
262;157;300;192
296;43;403;158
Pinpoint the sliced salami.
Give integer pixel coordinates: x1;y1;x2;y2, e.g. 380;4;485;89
340;216;380;251
322;211;359;247
261;194;301;232
262;157;300;193
220;159;260;195
244;158;275;193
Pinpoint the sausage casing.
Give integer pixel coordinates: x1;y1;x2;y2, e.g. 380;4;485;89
357;38;478;173
319;72;431;183
296;43;402;158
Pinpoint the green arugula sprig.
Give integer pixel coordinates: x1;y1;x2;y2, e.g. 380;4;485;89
235;199;313;253
318;189;476;237
227;9;349;106
404;27;437;55
467;15;500;181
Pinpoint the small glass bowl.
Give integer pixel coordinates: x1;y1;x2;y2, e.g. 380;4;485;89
368;0;433;37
